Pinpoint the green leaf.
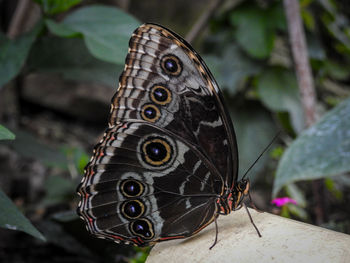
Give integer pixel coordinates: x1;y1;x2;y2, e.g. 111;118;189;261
0;21;43;88
130;247;151;263
267;3;287;31
273;97;350;196
204;44;262;94
2;130;67;169
51;210;78;222
34;0;81;15
229;102;276;180
301;9;316;31
257;67;304;133
280;205;291;218
271;146;284;159
61;146;89;174
0;188;46;241
43;176;75;205
324;177;343;200
39;220;91;257
323;60;350;80
285;183;307;207
322;12;350;49
45;19;81;38
0;125;15;140
307;34;326;60
27;36;122;87
230;5;275;59
59;5;140;64
287;203;308;220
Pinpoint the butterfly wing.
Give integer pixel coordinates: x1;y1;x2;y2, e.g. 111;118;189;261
78;24;238;245
110;23;238;186
78;122;220;245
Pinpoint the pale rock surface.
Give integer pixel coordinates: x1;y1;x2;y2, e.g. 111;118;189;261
147;208;350;263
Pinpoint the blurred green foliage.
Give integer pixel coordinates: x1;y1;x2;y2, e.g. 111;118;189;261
130;247;152;263
274;97;350;196
0;188;46;241
205;0;350;222
0;125;15;140
229;2;286;59
33;0;82;15
0;21;43;87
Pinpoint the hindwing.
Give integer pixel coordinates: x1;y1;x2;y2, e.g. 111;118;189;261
78;122;221;245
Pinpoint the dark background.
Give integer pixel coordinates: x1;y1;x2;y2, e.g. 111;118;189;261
0;0;349;262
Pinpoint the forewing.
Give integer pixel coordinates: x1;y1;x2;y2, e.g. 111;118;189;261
109;23;238;186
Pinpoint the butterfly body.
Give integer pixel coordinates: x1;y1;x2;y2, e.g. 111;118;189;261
77;23;250;246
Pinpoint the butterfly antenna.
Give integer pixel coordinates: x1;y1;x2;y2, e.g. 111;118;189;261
240;132;280;237
241;131;281;180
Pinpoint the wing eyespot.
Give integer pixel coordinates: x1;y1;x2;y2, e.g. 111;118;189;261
130;218;154;240
121;199;145;219
150;84;172;105
120;180;144;197
160;54;182;76
140;104;161;122
141;137;172;167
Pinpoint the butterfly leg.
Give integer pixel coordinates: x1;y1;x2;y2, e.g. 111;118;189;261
247;191;263;213
243;203;262;237
209;215;219;250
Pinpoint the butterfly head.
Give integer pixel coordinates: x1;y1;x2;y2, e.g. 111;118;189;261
218;179;250;214
231;178;250;211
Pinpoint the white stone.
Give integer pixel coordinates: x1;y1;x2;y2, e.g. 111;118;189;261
147;208;350;263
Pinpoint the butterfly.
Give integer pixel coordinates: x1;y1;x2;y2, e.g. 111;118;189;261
77;23;260;248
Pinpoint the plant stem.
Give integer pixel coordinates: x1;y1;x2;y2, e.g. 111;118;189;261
185;0;224;43
283;0;324;224
7;0;37;38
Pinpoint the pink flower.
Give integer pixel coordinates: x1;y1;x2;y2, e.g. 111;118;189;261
271;197;297;207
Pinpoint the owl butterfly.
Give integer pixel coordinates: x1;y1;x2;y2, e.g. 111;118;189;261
77;23;261;249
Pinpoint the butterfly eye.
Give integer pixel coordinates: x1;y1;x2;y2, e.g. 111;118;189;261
120;180;144;197
141;137;172;166
141;104;160;122
150;85;172;105
130;219;154;239
160;54;182;76
121;200;144;219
